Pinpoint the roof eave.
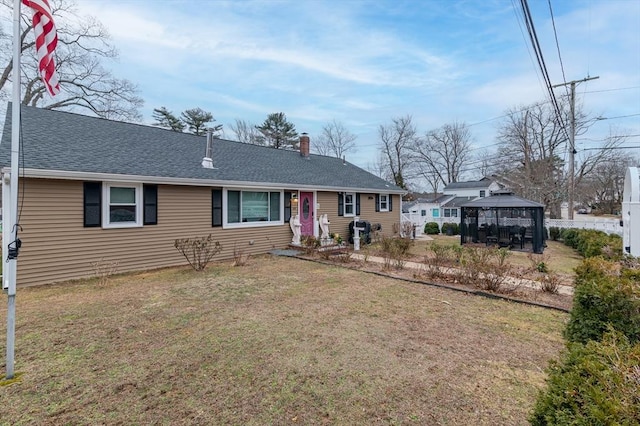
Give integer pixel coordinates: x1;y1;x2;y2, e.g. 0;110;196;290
2;167;406;194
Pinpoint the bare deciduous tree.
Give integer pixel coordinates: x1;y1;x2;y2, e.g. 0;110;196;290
229;119;262;144
377;115;417;190
495;101;587;217
413;121;473;190
0;0;143;122
575;141;633;214
495;100;626;217
314;119;357;159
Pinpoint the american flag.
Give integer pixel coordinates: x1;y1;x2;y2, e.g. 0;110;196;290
22;0;60;96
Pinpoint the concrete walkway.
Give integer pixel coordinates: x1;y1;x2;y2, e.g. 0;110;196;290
349;253;574;296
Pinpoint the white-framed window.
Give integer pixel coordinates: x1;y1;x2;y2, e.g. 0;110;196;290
379;194;389;212
102;183;143;228
444;208;459;218
479;190;486;198
432;208;440;218
421;209;426;217
344;192;355;216
224;189;283;228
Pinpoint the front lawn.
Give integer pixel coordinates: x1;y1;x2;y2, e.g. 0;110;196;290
1;256;566;424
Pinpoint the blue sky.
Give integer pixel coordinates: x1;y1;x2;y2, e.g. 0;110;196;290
67;0;640;174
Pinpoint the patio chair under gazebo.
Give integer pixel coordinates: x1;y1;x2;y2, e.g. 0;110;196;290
459;190;546;253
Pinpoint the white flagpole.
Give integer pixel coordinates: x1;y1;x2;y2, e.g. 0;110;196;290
4;0;22;380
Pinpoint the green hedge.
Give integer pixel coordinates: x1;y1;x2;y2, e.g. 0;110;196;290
532;257;640;424
548;226;561;241
423;222;440;235
441;222;459;235
530;331;640;425
559;228;622;260
565;258;640;345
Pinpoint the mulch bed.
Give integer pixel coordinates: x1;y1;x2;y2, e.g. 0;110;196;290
297;250;574;312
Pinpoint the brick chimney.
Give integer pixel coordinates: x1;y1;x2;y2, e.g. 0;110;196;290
300;133;310;158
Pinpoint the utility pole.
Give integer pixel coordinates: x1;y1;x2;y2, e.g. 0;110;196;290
552;76;599;220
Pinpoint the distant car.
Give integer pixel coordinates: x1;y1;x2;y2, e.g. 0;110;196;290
577;208;588;214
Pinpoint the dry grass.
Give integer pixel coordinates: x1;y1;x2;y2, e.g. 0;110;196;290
0;256;567;425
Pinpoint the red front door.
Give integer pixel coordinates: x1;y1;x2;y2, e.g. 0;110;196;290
299;192;314;236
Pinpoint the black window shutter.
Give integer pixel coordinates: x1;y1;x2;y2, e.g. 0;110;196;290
83;181;102;227
375;194;380;212
389;194;393;212
356;193;361;215
284;191;292;222
338;193;344;216
212;189;223;227
143;184;158;225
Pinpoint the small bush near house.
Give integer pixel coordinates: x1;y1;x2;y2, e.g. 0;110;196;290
457;246;513;292
530;331;640;426
548;226;561;241
565;258;640;345
538;273;561;294
441;222;460;236
424;222;440;235
174;234;222;271
301;235;320;255
379;235;413;270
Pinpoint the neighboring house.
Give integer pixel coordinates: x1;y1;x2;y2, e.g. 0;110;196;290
402;195;440;220
0;106;404;286
439;178;502;219
403;178;503;230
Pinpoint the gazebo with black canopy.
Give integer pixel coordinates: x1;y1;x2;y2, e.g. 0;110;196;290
459;190;546;253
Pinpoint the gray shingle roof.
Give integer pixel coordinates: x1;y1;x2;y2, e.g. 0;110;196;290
460;193;545;208
444;179;494;190
0;105;403;192
442;196;475;208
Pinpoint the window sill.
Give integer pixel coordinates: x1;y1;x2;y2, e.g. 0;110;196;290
102;222;143;229
224;221;284;229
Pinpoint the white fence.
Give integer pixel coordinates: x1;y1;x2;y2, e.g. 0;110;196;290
402;213;623;236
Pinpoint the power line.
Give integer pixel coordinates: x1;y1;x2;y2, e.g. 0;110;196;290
582;146;640;151
519;0;568;135
596;114;640;121
584;86;640;93
548;0;569;98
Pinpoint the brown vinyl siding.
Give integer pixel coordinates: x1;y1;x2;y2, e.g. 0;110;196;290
14;179;291;287
12;180;402;287
316;191;401;238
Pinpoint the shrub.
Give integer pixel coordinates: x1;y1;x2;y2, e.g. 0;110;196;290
559;228;623;260
560;228;580;249
301;235;320;255
90;258;120;286
380;235;413;269
530;331;640;425
441;222;460;235
174;234;222;271
538;273;561;294
424;222;440;235
565;258;640;345
457;246;512;292
548;226;561;241
426;241;453;268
